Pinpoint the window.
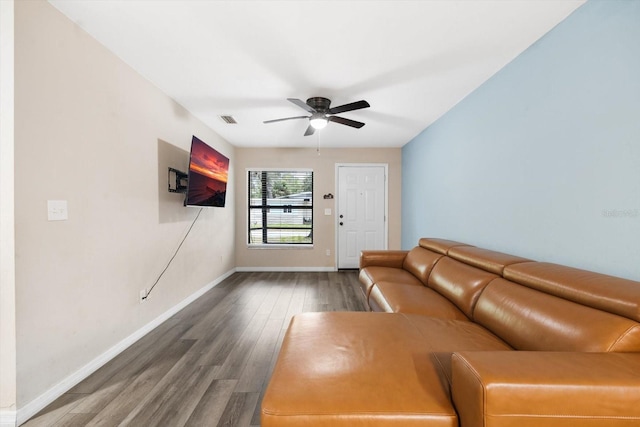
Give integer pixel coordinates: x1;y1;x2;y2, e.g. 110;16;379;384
248;170;313;245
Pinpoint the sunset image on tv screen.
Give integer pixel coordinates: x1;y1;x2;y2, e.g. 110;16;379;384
186;136;229;207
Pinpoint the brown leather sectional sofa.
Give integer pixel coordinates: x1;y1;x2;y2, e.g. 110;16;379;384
262;238;640;426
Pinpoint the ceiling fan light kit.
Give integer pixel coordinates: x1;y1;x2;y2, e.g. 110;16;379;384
264;97;370;136
309;114;328;130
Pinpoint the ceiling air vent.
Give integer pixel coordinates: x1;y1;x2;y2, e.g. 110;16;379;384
219;115;237;124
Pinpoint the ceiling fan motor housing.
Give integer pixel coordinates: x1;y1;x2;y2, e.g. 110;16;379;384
307;97;331;112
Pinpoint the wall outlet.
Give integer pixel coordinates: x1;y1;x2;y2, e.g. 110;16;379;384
139;289;147;303
326;249;331;256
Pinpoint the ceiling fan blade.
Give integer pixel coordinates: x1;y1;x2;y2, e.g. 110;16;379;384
263;115;308;124
288;98;317;113
327;100;370;115
304;124;316;136
328;115;365;129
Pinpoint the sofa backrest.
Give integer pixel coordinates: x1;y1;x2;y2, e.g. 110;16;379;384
418;238;470;255
380;238;640;353
402;246;443;285
427;257;498;319
504;262;640;322
448;245;531;275
474;278;640;352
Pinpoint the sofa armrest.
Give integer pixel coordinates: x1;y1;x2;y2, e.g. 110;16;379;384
359;250;408;269
452;351;640;427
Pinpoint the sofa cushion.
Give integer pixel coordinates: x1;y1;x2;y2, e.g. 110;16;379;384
447;245;531;275
504;261;640;322
427;257;499;318
402;246;443;285
403;314;512;395
474;278;640;352
261;312;461;427
359;266;423;300
369;281;469;320
262;312;511;427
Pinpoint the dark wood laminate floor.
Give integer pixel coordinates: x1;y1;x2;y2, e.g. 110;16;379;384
23;271;367;427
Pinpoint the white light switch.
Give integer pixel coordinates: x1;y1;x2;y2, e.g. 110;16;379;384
48;200;68;221
324;208;332;216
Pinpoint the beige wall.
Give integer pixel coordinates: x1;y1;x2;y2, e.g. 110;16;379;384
15;1;235;408
12;0;402;415
234;147;401;269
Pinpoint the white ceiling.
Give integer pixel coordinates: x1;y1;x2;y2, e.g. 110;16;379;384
49;0;585;149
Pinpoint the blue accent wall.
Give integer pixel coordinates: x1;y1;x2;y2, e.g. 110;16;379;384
402;0;640;280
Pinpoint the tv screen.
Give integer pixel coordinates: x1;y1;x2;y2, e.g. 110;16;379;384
185;136;229;207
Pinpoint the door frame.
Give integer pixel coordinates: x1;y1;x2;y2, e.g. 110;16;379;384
334;163;389;269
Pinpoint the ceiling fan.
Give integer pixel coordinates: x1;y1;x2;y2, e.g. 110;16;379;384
264;97;370;136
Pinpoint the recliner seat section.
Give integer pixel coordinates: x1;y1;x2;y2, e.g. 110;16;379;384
360;239;532;320
359;249;424;299
369;281;469;319
262;238;640;427
358;238;469;300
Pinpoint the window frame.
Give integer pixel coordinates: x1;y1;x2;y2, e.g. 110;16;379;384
247;168;314;248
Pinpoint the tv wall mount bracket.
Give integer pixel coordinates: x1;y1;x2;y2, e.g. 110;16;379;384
168;167;188;194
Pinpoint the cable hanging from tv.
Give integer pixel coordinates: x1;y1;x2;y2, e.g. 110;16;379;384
150;136;228;300
142;207;203;301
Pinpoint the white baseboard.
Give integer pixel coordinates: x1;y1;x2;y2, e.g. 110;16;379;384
0;410;16;427
235;266;336;272
16;268;235;426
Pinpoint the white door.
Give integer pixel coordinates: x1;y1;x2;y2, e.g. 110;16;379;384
337;165;387;269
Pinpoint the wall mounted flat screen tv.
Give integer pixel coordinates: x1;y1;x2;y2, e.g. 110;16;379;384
185;136;230;207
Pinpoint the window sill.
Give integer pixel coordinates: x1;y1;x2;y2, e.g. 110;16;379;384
247;244;314;250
